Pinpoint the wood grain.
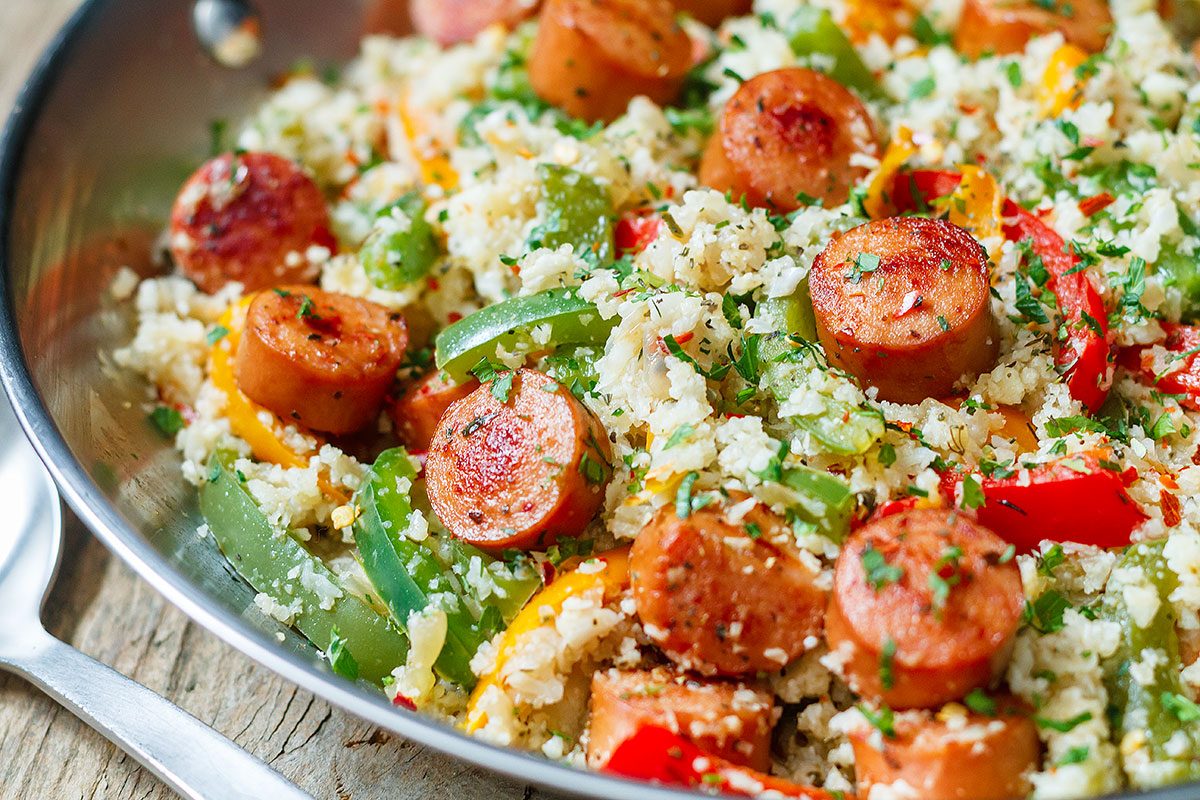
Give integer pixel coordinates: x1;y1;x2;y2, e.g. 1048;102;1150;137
0;4;555;799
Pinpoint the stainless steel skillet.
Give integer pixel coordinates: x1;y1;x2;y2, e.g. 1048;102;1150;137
0;2;1193;799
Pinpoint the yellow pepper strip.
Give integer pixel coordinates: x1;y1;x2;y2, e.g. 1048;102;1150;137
845;0;910;45
1038;43;1089;118
946;164;1003;243
209;300;348;504
863;126;918;220
997;405;1039;454
398;94;459;192
464;547;631;733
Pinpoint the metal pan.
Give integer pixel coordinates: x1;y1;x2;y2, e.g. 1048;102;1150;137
0;2;1193;798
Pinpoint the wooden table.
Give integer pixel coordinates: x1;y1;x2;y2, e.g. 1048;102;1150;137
0;5;555;798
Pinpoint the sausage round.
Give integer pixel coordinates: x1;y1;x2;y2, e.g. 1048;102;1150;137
409;0;541;45
587;668;775;771
170;152;334;294
631;497;825;676
425;368;612;551
699;68;878;210
528;0;693;123
850;702;1039;800
670;0;753;27
826;508;1024;709
808;216;998;404
389;370;480;451
234;287;408;434
955;0;1112;58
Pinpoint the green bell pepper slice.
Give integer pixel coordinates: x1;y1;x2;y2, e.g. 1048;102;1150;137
757;294;883;456
1102;540;1200;787
780;465;856;542
352;448;543;688
352;449;479;687
360;192;439;290
200;452;408;686
526;163;615;266
787;7;882;99
1157;245;1200;323
435;288;616;382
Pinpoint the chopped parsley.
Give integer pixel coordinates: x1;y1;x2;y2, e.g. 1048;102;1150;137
862;544;904;590
327;628;360;680
879;638;897;690
964;688;997;716
148;406;185;438
1035;711;1092;733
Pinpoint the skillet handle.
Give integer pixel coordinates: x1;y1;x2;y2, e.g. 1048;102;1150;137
2;627;313;800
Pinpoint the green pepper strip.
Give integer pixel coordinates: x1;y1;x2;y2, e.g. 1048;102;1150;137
353;448;543;688
787;7;882;99
360;191;439;290
527;163;614;266
435;288;616;382
1156;244;1200;324
758;296;884;456
201;452;408;686
780;465;855;542
352;449;479;687
1102;540;1200;787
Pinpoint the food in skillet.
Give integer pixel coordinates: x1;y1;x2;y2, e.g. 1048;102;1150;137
114;0;1200;796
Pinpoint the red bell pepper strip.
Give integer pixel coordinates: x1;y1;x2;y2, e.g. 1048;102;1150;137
1121;323;1200;411
604;726;845;799
891;169;1113;411
940;453;1146;553
615;213;663;257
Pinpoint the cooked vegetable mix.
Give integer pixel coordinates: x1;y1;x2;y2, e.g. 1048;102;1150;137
116;1;1200;797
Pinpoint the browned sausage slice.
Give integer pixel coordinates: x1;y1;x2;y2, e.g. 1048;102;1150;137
808;216;998;404
826;509;1023;710
631;497;825;676
425;368;611;551
670;0;753;27
409;0;541;45
389;370;480;451
699;68;879;210
528;0;693;123
955;0;1112;58
170;152;334;294
587;668;775;771
849;701;1039;800
234;287;408;434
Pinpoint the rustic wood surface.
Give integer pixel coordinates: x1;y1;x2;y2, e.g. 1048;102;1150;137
0;4;559;799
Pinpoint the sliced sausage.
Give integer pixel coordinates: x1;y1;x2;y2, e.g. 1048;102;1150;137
528;0;693;123
587;668;775;771
389;370;480;451
850;701;1039;800
425;368;611;551
631;497;825;676
670;0;753;27
234;287;407;434
808;216;998;404
955;0;1112;58
698;68;879;210
409;0;541;45
826;509;1023;710
170;152;334;294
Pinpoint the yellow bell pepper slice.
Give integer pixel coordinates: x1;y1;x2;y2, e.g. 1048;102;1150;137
1038;43;1089;118
463;547;631;733
864;126;918;220
209;298;348;503
946;164;1003;243
398;95;459;192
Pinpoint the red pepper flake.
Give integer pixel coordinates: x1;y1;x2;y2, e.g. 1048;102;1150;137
656;330;694;355
392;695;417;711
612;287;636;299
447;311;463;324
426;276;440;291
1079;192;1115;217
1120;466;1139;486
1162;489;1183;527
539;559;558;585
